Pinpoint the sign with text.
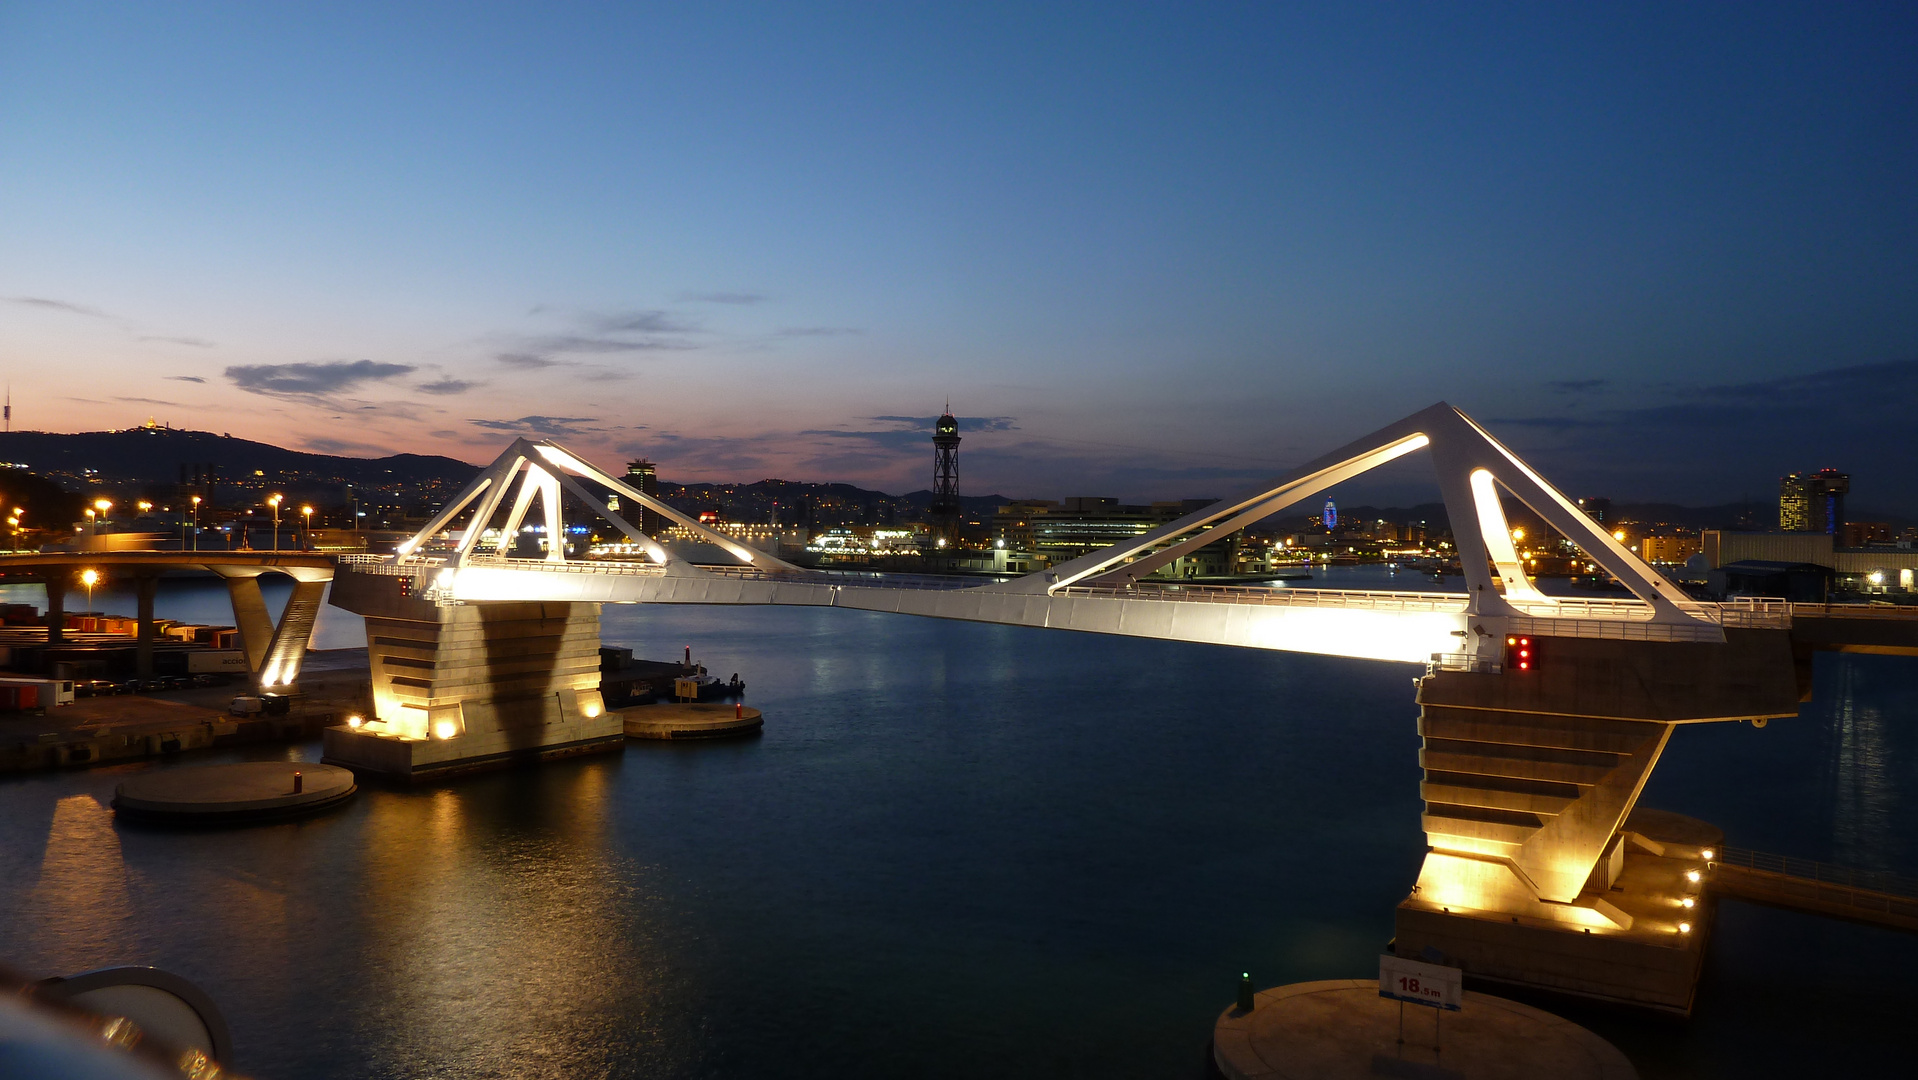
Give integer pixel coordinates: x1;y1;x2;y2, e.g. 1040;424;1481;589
1378;954;1462;1011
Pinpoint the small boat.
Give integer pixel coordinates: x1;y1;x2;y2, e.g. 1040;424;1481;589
678;666;746;701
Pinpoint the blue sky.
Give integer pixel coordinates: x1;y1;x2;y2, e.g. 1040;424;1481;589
2;3;1914;509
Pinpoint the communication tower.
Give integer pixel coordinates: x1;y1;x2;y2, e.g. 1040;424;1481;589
930;407;961;542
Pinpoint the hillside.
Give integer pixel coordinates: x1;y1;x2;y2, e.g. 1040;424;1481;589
0;427;481;491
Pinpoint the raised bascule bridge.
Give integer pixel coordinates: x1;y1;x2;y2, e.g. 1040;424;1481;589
322;402;1918;1014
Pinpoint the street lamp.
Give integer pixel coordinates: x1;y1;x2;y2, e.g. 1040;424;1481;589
137;500;152;518
302;505;313;550
80;568;98;613
190;495;201;552
93;499;112;535
5;514;17;552
84;508;95;535
267;494;283;551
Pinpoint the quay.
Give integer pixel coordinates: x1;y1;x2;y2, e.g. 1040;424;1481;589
0;648;368;774
1212;979;1636;1080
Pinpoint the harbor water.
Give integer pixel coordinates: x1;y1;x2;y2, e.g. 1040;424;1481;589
0;568;1914;1078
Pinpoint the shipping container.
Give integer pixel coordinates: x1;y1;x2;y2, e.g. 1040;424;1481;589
0;677;72;706
188;650;249;674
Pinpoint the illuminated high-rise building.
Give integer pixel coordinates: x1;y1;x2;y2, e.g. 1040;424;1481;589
1779;469;1848;535
625;458;662;537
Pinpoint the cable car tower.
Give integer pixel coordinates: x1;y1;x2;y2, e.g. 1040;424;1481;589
929;407;961;544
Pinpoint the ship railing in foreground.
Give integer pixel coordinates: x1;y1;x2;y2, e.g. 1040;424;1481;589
1429;652;1503;675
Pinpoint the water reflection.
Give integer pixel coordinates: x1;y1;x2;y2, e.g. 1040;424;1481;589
345;763;692;1078
26;795;141;973
1825;658;1896;870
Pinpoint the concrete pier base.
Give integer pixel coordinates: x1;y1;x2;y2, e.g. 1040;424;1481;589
1395;809;1722;1014
620;702;763;740
1213;979;1635;1080
321;565;623;781
111;762;357;824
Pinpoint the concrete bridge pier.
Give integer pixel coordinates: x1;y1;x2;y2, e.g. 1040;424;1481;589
320;564;622;781
1393;627;1802;1014
134;573;157;679
45;575;65;645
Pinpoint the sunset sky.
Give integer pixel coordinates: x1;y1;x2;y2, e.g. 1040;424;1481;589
3;3;1914;509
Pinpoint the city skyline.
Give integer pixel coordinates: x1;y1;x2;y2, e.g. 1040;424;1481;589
3;4;1915;509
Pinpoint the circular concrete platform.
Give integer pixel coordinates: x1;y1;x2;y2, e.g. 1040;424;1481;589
620;703;763;740
1214;979;1635;1080
112;762;357;824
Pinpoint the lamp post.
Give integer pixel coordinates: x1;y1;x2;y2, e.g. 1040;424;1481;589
190;495;201;552
93;499;112;536
84;508;95;535
267;494;283;551
6;514;17;553
302;505;313;551
137;500;152;520
80;568;98;614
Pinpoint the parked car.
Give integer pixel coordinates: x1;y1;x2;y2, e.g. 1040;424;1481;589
192;674;222;688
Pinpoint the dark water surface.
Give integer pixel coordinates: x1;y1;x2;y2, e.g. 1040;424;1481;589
0;574;1914;1078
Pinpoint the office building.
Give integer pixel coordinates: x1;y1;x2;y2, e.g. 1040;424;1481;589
1779;469;1848;535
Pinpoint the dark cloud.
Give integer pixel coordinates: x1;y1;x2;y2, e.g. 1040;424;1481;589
113;396;182;407
469;415;602;439
778;326;863;337
417;378;477;395
1547;378;1607;394
141;335;216;348
429;429;458;439
679;292;767;305
623;432;779;474
165;375;207;383
526;334;696;354
4;296;108;319
1489;359;1918;509
590;310;698;334
497;352;564;369
226;359;416;397
867;415;1019;432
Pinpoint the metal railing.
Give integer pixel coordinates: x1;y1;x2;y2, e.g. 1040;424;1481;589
1714;846;1918;901
1060;582;1472;613
1499;614;1728;643
1429;653;1502;675
696;565;983;591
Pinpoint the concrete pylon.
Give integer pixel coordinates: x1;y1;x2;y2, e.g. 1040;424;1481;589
211;566;333;690
45;574;66;645
216;569;276;675
134;574;157;679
